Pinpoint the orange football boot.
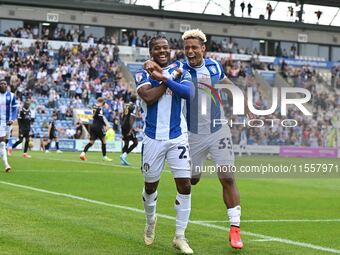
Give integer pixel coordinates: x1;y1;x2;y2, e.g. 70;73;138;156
229;226;243;249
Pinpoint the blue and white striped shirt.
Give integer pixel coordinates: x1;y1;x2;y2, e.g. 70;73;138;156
0;91;18;127
183;58;226;134
135;61;191;140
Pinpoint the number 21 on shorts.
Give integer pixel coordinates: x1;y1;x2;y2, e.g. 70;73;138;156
178;145;189;159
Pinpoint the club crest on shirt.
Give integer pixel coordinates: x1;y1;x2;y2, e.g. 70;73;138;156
168;63;177;69
135;72;143;83
209;66;217;75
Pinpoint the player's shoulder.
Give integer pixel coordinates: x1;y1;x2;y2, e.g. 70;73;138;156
205;57;221;67
205;58;224;77
182;61;191;71
134;69;149;83
5;91;14;97
135;69;148;76
165;61;181;74
172;60;183;69
135;69;152;90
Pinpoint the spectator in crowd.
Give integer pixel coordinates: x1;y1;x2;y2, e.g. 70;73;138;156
240;1;245;17
266;3;273;20
315;10;322;24
129;31;138;47
290;44;297;58
288;6;294;18
113;44;120;62
229;0;236;16
121;32;129;46
275;44;282;57
247;2;253;16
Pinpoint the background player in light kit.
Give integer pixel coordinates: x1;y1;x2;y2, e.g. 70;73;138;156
0;80;18;172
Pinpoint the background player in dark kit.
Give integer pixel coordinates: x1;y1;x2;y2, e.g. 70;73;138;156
120;95;138;165
11;100;32;158
80;97;112;161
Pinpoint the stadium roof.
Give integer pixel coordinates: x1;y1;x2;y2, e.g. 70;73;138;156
0;0;155;14
267;0;340;8
0;0;339;32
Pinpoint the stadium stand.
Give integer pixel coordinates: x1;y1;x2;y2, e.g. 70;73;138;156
0;38;136;141
0;21;339;148
207;52;339;147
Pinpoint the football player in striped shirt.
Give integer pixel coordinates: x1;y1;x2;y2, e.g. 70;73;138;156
183;29;243;249
0;80;18;172
136;35;194;254
144;30;244;249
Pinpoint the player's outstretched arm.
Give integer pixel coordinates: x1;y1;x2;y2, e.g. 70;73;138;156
164;79;194;100
137;84;167;106
150;69;194;100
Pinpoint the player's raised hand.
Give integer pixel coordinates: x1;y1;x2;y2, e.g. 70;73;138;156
143;60;162;75
171;68;183;79
150;69;167;82
151;68;183;81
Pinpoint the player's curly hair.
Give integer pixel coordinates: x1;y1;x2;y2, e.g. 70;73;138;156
181;29;207;44
148;34;168;52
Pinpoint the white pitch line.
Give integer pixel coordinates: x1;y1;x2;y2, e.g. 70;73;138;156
252;238;278;242
192;219;340;223
14;156;173;173
13;170;137;174
20;156;141;170
1;181;340;254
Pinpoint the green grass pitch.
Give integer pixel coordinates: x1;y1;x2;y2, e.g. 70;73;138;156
0;151;339;255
